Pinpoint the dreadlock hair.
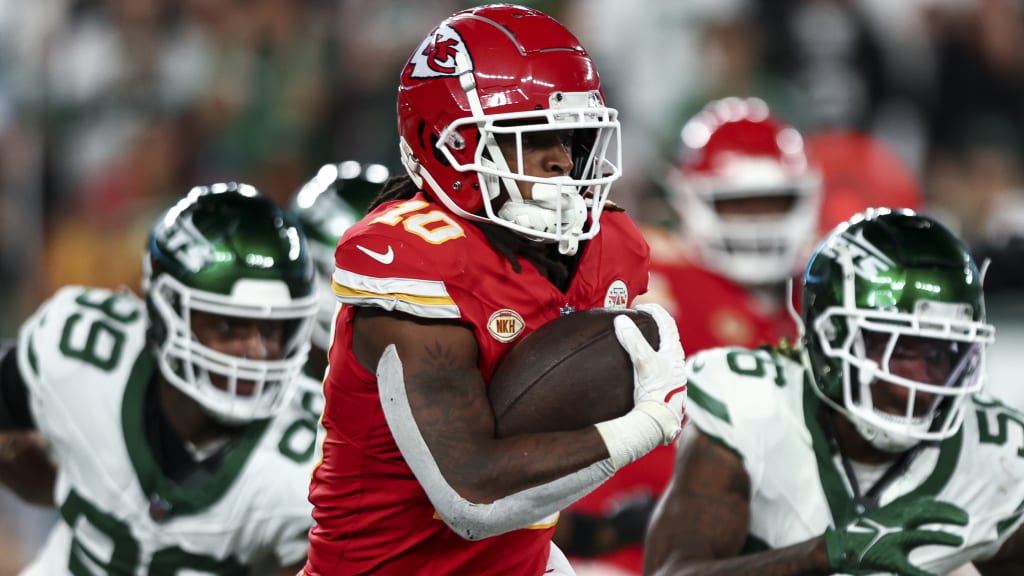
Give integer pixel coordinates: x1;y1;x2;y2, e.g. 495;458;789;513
368;174;420;211
367;174;624;291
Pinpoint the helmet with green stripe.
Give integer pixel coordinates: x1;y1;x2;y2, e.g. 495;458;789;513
801;208;995;452
144;183;318;424
291;161;387;350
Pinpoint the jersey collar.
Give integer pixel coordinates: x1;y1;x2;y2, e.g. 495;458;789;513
121;351;270;520
801;376;963;526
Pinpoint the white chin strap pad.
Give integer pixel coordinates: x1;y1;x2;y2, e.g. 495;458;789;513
376;344;615;541
854;418;921;454
498;178;587;255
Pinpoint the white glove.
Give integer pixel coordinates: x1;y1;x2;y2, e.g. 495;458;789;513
594;303;688;469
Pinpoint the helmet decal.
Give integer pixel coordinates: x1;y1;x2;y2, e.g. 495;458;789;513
160;210;216;273
821;228;896;282
410;26;472;78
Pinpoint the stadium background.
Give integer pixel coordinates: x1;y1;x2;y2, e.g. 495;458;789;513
0;0;1022;572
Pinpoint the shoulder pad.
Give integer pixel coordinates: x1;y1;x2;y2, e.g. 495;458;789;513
685;347;805;456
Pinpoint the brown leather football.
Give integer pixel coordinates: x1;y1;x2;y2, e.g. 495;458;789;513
489;308;659;438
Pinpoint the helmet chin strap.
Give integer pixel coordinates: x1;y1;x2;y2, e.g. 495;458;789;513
497;178;587;255
854;419;921;454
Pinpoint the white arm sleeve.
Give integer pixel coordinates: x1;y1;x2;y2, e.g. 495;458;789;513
377;344;615;541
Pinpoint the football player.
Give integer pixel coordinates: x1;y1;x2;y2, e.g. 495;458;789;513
556;97;822;575
290;160;387;383
653;96;822;350
303;4;687;575
645;208;1024;575
0;184;319;575
285;161;385;452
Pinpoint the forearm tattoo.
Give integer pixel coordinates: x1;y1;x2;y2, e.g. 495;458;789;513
405;338;607;500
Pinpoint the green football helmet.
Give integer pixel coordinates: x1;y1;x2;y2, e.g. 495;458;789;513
144;183;318;424
291;161;387;350
801;208;995;452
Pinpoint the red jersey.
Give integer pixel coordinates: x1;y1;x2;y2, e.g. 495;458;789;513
565;256;797;573
647;258;797;353
305;193;650;576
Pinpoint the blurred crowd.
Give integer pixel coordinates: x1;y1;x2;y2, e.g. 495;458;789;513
0;0;472;336
0;0;1022;572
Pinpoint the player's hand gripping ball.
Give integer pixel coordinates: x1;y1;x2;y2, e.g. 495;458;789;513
489;308;659;438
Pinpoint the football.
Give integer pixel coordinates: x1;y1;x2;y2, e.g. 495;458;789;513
488;308;659;438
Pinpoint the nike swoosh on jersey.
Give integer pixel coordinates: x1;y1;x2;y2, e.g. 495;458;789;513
356;244;395;265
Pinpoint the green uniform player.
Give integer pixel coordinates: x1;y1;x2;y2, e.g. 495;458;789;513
646;209;1024;576
1;185;319;575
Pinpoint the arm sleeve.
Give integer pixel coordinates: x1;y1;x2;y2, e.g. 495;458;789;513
377;344;614;541
0;342;34;430
682;349;745;457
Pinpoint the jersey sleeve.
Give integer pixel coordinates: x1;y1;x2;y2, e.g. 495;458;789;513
951;395;1024;562
683;347;802;478
15;288;64;401
331;208;469;321
16;286;148;441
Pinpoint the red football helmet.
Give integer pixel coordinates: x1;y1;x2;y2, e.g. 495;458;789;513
668;97;821;285
397;4;621;255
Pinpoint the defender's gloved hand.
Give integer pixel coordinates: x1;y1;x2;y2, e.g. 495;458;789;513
825;496;968;576
595;303;687;469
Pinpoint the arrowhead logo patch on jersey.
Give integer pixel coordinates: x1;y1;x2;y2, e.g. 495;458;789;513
487;309;525;343
408;25;472;78
604;280;629;309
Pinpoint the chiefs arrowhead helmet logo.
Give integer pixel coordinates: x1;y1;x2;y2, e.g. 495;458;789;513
424;35;460;73
408;24;472;79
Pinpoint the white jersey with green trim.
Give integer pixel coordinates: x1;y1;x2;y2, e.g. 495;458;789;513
685;346;1024;575
15;286;319;575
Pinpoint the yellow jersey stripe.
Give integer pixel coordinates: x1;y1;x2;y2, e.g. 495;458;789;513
332;281;456;307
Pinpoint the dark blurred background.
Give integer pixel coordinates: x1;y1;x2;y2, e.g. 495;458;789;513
0;0;1022;571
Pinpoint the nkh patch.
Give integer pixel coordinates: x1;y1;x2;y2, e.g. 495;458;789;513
487;309;525;343
604;279;629;308
408;24;472;79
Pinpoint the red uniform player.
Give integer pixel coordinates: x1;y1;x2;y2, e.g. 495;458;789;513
304;5;687;575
